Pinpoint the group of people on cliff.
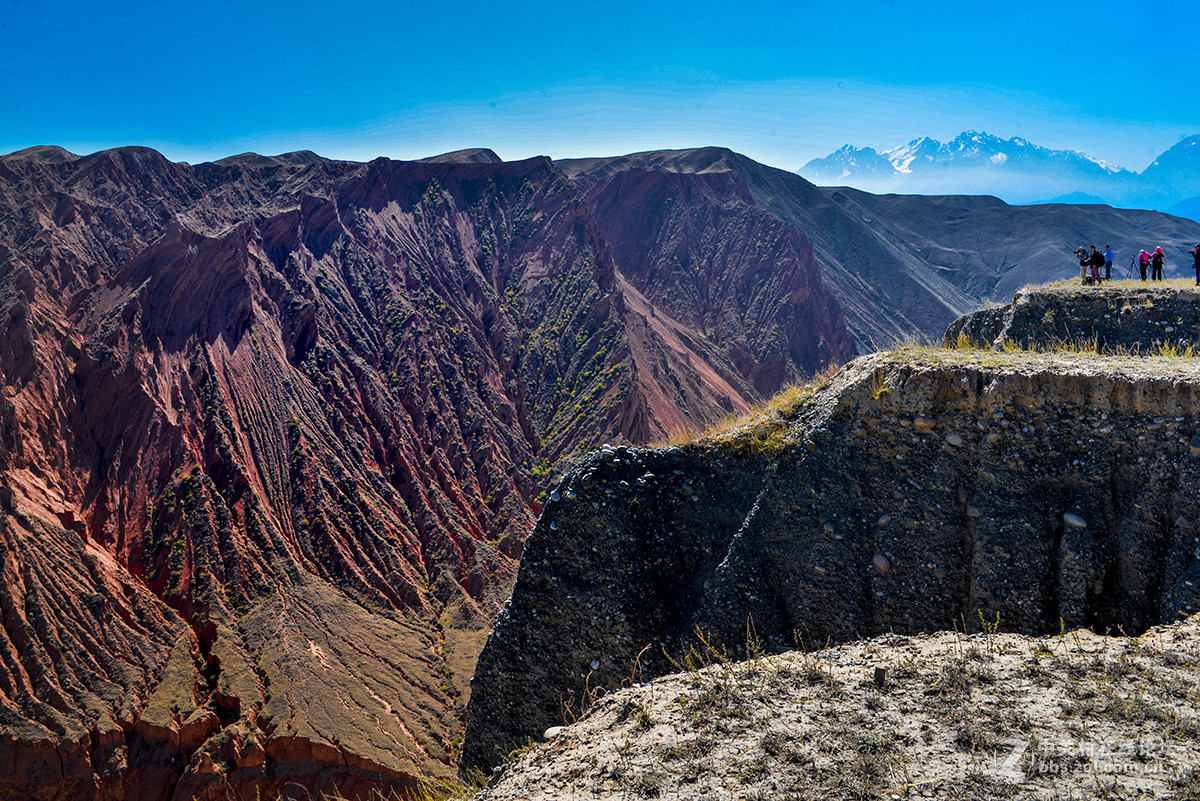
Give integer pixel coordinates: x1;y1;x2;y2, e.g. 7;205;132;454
1077;244;1200;285
1076;245;1114;284
1134;248;1167;281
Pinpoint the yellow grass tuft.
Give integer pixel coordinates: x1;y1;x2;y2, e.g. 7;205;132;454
948;331;982;351
697;361;844;454
294;771;488;801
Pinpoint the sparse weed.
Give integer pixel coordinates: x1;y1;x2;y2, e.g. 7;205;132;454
266;771;487;801
681;361;843;451
872;369;890;399
1154;340;1197;358
409;771;489;801
950;331;978;350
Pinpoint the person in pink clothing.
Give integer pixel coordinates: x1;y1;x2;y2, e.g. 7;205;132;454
1151;247;1165;281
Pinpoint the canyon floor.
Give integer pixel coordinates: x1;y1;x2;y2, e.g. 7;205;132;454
475;616;1200;800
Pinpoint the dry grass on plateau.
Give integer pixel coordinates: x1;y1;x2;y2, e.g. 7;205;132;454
475;616;1200;801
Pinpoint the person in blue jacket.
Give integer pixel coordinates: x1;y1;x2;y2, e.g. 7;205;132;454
1103;245;1113;280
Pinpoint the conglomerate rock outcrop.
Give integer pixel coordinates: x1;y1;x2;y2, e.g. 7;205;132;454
463;335;1200;772
946;283;1200;352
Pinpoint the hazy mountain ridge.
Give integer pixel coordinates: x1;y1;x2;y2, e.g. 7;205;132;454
561;147;977;350
823;187;1200;300
581;147;1200;352
802;131;1200;215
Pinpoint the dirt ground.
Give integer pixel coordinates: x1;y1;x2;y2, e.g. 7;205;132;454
476;616;1200;800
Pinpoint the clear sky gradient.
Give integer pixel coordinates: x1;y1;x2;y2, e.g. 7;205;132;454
2;0;1197;172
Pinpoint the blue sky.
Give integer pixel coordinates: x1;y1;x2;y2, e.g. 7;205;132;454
2;0;1197;171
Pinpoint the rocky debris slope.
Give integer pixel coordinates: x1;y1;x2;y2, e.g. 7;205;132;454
463;336;1200;771
947;282;1200;353
0;511;191;801
0;146;850;800
476;616;1200;800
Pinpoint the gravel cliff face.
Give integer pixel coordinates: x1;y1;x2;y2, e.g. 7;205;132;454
463;341;1200;772
946;284;1200;353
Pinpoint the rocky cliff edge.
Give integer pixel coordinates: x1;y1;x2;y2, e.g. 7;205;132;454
463;321;1200;772
946;281;1200;353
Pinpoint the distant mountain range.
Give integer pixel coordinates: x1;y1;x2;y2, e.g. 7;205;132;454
801;131;1200;218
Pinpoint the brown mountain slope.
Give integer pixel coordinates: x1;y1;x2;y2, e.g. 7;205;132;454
0;147;853;799
561;148;1200;351
560;148;978;350
826;188;1200;300
567;164;854;396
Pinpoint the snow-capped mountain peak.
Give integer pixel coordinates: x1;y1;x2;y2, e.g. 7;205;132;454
883;137;938;174
798;130;1187;209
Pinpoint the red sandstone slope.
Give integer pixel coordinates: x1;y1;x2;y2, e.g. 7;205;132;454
0;147;854;800
559;148;976;350
572;164;854;398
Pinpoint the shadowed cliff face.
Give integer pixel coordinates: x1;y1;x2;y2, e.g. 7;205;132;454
0;148;854;799
462;342;1200;772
